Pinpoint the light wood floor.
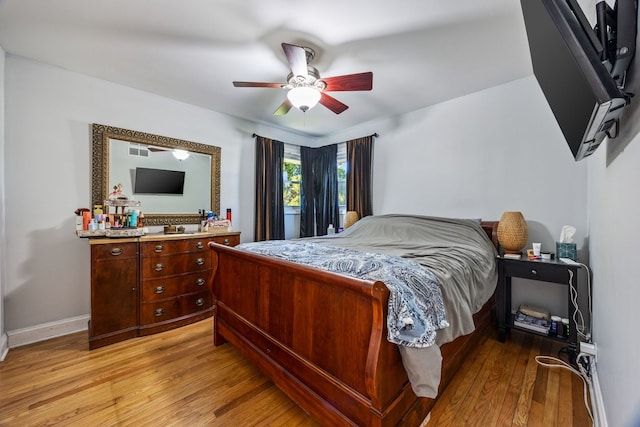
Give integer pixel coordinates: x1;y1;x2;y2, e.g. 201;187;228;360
0;319;591;426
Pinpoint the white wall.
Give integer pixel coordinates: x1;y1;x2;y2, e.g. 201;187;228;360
587;78;640;427
588;139;640;427
2;55;302;333
323;76;588;240
0;46;7;359
322;77;589;316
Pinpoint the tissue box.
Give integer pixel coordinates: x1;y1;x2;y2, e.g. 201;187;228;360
556;242;577;261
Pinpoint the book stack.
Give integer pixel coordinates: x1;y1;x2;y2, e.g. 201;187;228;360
513;304;550;334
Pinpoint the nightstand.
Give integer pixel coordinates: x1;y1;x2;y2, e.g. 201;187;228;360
497;256;581;350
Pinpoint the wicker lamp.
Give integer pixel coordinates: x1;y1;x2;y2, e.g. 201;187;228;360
497;211;528;254
344;211;360;229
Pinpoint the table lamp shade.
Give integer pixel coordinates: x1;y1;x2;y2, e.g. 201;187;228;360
497;211;528;253
344;211;360;229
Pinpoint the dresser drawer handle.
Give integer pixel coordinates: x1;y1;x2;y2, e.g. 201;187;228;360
196;278;206;286
196;257;205;266
196;241;204;249
223;239;230;246
154;263;165;271
154;245;164;253
154;308;165;317
196;298;205;307
110;248;123;256
154;286;165;294
531;269;538;275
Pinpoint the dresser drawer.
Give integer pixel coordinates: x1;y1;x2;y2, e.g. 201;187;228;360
503;261;572;284
141;252;212;278
92;242;138;260
209;234;240;247
140;239;210;256
140;291;212;325
141;271;212;302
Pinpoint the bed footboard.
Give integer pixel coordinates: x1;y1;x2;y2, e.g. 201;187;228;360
210;242;425;427
209;219;498;427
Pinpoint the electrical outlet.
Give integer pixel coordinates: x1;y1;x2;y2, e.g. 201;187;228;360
580;341;597;362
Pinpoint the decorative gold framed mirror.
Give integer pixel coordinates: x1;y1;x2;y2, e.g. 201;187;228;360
91;124;221;226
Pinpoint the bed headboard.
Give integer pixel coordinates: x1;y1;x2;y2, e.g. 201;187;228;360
480;221;499;250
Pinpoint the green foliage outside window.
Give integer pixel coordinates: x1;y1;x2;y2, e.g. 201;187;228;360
283;144;347;209
283;160;301;207
337;157;347;207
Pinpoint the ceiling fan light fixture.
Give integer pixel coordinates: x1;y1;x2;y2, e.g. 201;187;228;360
287;86;321;112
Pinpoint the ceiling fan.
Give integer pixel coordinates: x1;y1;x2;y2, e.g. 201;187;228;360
233;42;373;115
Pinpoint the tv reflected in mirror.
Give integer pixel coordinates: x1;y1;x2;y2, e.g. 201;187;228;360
134;167;186;195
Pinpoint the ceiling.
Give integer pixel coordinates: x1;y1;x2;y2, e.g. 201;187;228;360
0;0;534;137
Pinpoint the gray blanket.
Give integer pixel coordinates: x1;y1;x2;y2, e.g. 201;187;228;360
303;214;498;345
301;214;498;397
239;214;498;397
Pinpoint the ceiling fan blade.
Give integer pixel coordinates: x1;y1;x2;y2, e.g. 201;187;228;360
273;99;293;116
281;43;308;79
319;93;349;114
320;72;373;92
233;81;285;88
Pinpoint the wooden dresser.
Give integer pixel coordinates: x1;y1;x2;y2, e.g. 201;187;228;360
88;231;240;349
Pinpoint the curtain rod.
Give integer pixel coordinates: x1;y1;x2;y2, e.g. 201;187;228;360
252;132;378;138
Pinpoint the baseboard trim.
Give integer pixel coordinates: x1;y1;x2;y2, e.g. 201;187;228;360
0;332;8;361
7;315;89;349
590;358;608;427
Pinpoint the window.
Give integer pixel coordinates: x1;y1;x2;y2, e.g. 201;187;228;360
283;144;301;212
282;143;346;213
337;143;347;212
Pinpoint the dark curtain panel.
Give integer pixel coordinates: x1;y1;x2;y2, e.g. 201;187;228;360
254;136;285;241
299;146;316;238
313;144;339;236
299;144;339;236
347;136;374;218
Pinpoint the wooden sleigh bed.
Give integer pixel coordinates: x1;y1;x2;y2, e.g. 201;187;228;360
209;215;499;426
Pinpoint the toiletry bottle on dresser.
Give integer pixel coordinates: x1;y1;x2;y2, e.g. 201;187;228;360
82;211;91;230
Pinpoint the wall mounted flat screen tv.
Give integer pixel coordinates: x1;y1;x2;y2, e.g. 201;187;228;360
520;0;636;161
134;167;185;195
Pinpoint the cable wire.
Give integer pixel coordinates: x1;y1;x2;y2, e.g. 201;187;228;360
535;354;594;425
568;262;593;342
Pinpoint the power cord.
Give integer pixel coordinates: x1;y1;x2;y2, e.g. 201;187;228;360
535;354;594;426
568;262;593;343
535;263;596;424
